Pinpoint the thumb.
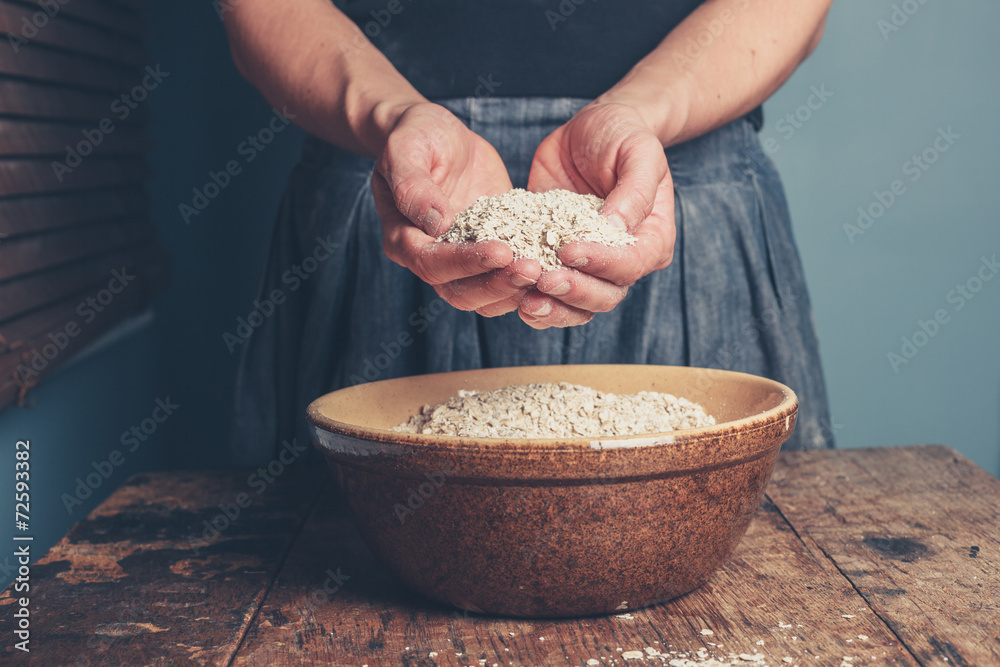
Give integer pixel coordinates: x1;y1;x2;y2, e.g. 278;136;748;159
598;135;667;232
376;153;455;238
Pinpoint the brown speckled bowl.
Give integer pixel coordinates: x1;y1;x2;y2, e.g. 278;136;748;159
307;364;796;618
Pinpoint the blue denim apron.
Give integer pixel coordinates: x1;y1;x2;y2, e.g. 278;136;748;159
231;97;833;463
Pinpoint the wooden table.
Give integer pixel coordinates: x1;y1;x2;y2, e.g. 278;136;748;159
1;445;997;666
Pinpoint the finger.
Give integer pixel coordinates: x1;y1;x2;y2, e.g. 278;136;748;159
518;291;595;329
376;136;455;237
401;233;514;286
599;134;668;232
377;172;514;283
557;222;674;287
476;295;523;318
535;269;629;314
437;259;541;311
526;130;592;195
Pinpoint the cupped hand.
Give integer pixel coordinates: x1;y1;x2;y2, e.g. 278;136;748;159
373;102;541;316
523;102;676;328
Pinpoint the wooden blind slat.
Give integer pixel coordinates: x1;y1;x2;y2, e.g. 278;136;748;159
21;0;145;39
0;117;149;156
0;242;163;323
0;2;146;65
0;156;148;197
0;217;155;280
0;40;144;93
0;256;166;359
0;188;148;237
0;78;147;123
0;252;168;404
0;244;167;355
0;0;165;411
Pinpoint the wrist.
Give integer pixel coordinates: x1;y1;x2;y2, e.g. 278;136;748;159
594;76;692;147
341;72;426;158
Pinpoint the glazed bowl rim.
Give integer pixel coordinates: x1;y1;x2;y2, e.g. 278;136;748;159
306;364;798;454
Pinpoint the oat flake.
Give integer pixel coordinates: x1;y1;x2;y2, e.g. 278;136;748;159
438;189;635;271
392;382;715;438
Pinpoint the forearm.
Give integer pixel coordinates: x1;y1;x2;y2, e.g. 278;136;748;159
222;0;425;158
597;0;833;147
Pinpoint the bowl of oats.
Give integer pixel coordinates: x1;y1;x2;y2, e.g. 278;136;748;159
307;364;797;618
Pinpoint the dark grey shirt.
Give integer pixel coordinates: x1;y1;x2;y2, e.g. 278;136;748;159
335;1;707;98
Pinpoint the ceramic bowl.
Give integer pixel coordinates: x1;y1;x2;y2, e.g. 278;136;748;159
307;364;797;618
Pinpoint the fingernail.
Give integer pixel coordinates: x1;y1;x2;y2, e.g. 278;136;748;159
606;213;627;230
510;273;535;288
543;281;571;296
481;256;506;269
422;208;443;234
527;301;552;317
569;257;590;268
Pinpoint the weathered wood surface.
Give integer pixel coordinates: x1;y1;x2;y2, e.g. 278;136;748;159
0;446;996;666
0;466;327;665
768;446;1000;667
232;485;916;667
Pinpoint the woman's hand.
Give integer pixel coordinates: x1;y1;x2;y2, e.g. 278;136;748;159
523;102;675;328
373;103;541;316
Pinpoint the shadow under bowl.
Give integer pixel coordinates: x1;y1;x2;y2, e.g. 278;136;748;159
307;364;797;618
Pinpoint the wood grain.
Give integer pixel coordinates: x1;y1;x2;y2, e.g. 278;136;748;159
0;78;147;124
0;216;154;280
768;446;1000;667
0;1;146;65
0;188;149;237
0;40;142;93
0;467;327;665
0;156;147;197
0;117;149;157
21;0;145;38
232;484;915;666
0;447;995;666
0;246;167;406
0;242;163;323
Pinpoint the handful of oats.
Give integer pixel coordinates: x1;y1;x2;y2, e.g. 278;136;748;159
437;189;635;270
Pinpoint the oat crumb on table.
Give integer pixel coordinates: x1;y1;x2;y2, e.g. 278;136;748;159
437;188;636;270
391;382;715;438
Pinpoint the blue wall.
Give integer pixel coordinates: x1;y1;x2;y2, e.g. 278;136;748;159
0;331;162;585
760;0;1000;475
2;0;998;589
141;0;304;469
